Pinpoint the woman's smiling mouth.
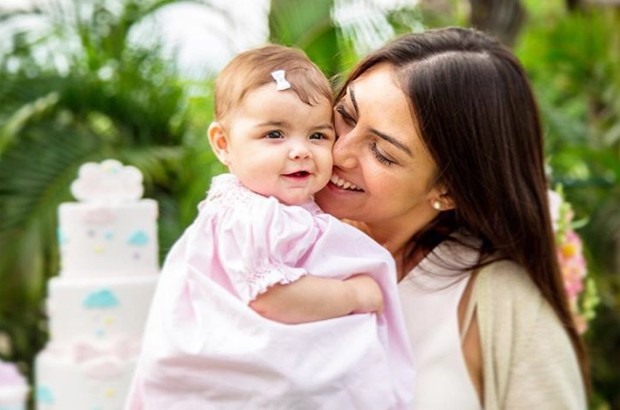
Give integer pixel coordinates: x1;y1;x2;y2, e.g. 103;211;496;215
329;174;363;191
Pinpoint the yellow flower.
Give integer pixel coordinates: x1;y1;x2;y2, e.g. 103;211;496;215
561;242;578;258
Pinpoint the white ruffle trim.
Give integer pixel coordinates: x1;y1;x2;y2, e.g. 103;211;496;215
243;265;307;303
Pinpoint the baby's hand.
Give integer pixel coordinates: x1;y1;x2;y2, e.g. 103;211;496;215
346;275;384;314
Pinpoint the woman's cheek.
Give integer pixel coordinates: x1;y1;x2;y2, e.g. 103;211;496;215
333;116;349;137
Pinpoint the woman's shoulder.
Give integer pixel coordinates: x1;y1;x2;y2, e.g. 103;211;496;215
471;258;552;334
474;259;541;305
472;258;579;380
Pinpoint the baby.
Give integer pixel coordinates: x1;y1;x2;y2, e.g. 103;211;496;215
127;44;414;410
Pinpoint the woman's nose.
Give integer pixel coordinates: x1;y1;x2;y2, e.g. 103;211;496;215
332;132;357;169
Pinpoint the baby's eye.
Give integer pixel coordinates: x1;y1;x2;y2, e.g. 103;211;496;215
309;132;329;140
265;130;284;139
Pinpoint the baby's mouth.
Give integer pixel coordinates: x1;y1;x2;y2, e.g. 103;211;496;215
284;171;310;178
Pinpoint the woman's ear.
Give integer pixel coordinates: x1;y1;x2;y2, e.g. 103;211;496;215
430;190;456;212
207;122;230;166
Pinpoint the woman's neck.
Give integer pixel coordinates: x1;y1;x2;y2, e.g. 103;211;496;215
364;222;425;281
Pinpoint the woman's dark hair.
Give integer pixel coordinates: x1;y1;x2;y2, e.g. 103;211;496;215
336;27;588;387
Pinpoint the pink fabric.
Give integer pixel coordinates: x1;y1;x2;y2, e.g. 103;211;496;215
126;174;415;409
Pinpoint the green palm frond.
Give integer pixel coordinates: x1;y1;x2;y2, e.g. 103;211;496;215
0;123;100;297
269;0;341;77
0;0;222;377
0;92;60;156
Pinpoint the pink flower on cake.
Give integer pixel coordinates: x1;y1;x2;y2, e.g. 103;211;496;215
71;159;144;203
72;338;141;379
82;361;125;380
0;359;26;386
81;208;116;224
0;359;29;407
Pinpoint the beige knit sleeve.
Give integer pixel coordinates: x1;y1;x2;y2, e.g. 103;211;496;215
474;261;587;410
503;297;587;409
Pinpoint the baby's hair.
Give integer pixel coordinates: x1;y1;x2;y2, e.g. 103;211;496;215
214;44;333;124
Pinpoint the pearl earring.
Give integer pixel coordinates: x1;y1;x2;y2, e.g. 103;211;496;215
432;200;442;211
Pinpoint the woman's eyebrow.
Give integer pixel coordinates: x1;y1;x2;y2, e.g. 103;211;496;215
349;85;360;115
371;129;412;156
350;85;413;156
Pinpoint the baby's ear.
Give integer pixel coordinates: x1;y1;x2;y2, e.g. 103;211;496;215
207;122;230;166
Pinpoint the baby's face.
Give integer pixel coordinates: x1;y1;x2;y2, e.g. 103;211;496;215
224;84;335;205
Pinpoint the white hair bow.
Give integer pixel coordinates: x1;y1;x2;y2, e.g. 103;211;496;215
271;70;291;91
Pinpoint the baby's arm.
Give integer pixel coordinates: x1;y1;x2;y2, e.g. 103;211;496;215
249;274;383;324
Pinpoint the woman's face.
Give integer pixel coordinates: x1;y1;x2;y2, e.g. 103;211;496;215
315;63;442;236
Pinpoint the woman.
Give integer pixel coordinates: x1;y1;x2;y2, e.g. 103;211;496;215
314;27;588;409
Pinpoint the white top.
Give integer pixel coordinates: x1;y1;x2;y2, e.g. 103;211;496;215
398;240;481;410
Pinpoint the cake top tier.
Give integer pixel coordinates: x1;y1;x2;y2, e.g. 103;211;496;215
72;159;144;203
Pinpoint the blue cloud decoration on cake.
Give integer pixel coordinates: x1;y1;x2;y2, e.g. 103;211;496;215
83;289;120;309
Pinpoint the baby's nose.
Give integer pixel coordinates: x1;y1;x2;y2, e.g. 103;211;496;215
289;143;311;160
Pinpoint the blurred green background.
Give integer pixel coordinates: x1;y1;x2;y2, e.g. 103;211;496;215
0;0;618;408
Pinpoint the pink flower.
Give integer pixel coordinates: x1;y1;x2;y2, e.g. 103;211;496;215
549;188;597;334
558;230;586;300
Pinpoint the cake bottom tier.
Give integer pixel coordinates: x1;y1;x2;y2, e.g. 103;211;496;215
35;346;137;410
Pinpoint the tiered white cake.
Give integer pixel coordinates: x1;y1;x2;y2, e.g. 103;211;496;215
35;159;159;410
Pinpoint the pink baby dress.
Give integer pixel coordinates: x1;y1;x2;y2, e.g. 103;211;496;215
126;173;415;410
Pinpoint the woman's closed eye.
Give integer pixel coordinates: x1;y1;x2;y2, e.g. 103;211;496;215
335;104;356;125
370;142;396;166
336;103;396;165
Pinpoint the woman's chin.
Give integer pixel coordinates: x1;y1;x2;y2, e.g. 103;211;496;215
315;182;359;218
